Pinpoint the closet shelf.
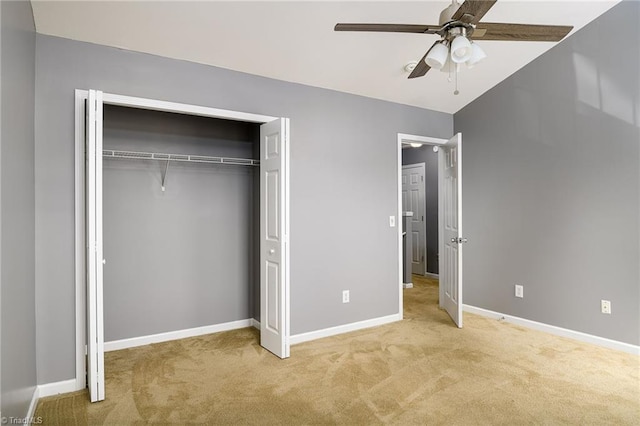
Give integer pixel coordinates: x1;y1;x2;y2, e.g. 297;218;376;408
103;149;260;167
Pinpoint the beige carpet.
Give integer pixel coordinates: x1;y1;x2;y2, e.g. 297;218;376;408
36;275;639;424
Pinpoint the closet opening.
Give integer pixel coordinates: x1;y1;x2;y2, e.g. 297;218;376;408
102;104;261;347
75;90;291;403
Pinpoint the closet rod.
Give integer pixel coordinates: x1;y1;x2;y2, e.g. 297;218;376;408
103;149;260;166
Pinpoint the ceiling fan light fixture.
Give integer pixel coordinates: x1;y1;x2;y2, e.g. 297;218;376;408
440;55;454;73
450;35;472;63
466;42;487;68
438;0;461;26
424;41;449;70
335;0;574;86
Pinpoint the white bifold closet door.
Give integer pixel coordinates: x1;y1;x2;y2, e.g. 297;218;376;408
86;89;105;402
260;118;290;359
84;90;291;403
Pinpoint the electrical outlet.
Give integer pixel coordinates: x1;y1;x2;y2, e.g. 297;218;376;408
389;216;396;227
342;290;350;304
601;300;611;314
515;285;524;298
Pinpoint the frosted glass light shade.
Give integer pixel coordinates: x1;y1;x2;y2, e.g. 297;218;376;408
440;55;454;73
466;42;487;68
450;35;472;63
424;42;449;70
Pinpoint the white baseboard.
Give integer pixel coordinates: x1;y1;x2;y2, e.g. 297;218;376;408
251;318;260;330
403;283;413;289
104;319;254;352
38;379;79;398
424;272;439;279
290;314;402;345
463;304;640;355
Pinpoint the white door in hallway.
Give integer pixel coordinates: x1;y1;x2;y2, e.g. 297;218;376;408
402;163;426;275
86;89;105;402
438;133;464;328
260;118;290;359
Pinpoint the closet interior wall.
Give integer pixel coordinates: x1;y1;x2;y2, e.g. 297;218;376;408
102;105;260;342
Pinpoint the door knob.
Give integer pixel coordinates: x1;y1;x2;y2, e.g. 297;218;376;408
269;249;275;254
102;259;106;264
451;237;468;244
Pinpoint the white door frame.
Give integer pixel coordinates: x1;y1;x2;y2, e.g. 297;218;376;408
74;89;291;392
396;133;449;318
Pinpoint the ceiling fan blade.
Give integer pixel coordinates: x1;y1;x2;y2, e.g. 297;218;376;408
334;23;440;34
473;22;573;42
452;0;497;25
408;49;433;79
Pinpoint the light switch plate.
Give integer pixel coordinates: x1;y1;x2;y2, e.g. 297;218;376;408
389;216;396;227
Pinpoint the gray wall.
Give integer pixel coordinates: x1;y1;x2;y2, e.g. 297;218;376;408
34;35;452;383
102;106;259;341
1;0;37;419
455;1;639;345
402;146;439;274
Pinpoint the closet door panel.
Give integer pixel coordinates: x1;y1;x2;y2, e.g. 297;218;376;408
260;118;290;359
86;89;105;402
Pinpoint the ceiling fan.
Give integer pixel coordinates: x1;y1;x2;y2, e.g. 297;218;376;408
335;0;573;81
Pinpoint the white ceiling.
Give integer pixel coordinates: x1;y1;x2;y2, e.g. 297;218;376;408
31;1;619;114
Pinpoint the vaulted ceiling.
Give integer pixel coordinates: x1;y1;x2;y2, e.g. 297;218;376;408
31;1;619;113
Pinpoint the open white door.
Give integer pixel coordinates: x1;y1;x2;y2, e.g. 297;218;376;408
86;90;105;401
438;133;464;328
260;118;290;358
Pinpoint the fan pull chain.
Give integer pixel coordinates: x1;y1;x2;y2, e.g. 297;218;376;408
454;64;460;95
